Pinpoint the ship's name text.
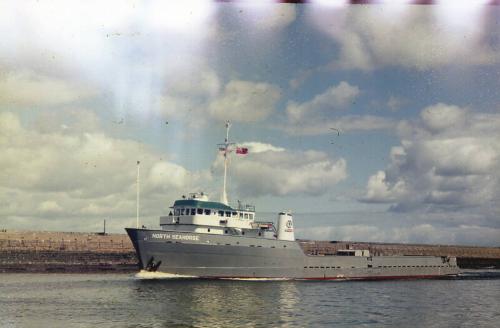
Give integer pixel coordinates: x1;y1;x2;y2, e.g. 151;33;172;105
151;233;199;241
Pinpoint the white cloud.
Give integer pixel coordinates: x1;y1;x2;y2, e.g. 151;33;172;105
37;200;63;213
308;6;499;71
0;111;211;226
0;70;97;107
285;114;395;136
214;146;347;197
420;103;467;133
283;81;394;135
147;161;211;194
155;66;221;129
209;80;281;122
297;223;500;246
362;171;407;203
362;104;500;215
286;81;360;123
156;77;282;128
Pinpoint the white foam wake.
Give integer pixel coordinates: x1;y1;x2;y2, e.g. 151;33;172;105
220;277;292;281
134;270;198;280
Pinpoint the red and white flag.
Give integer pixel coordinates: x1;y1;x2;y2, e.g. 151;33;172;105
236;147;248;155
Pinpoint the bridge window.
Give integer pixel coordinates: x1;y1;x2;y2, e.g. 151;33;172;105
204;209;211;215
244;213;249;219
250;214;254;220
174;209;180;215
225;211;231;217
239;212;243;218
232;211;237;217
218;210;224;216
197;208;203;215
191;208;196;215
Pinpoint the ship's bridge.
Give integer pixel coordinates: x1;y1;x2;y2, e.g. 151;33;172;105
159;193;259;234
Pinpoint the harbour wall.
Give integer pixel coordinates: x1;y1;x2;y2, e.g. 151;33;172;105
299;241;500;269
1;230;499;272
0;230;137;273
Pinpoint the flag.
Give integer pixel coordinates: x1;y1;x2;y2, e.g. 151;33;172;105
236;147;248;154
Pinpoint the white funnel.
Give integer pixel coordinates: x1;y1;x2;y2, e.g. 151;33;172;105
277;212;294;241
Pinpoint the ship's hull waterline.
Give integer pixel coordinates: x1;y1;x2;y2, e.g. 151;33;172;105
126;228;459;280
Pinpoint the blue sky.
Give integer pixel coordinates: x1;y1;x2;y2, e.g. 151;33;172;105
0;1;499;246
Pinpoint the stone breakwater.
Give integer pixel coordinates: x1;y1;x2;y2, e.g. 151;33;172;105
0;230;137;273
1;230;499;272
299;241;500;269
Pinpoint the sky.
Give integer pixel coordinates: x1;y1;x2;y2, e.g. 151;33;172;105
0;1;499;246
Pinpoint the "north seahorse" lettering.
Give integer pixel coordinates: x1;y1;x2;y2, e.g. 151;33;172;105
151;233;199;241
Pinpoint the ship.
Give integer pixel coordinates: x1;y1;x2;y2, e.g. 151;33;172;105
126;122;459;280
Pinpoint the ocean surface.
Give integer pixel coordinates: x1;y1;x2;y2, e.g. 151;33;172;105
1;272;499;328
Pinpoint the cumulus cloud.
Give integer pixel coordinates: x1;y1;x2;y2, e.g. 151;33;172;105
308;5;499;71
157;73;282;127
283;81;394;135
362;171;407;203
362;104;500;216
37;200;63;214
0;70;97;107
213;145;347;197
209;80;281;122
286;81;360;123
0;111;211;229
296;223;500;246
155;66;221;128
285;114;394;136
420;103;467;133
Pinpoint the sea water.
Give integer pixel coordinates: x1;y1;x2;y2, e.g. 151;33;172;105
0;272;499;327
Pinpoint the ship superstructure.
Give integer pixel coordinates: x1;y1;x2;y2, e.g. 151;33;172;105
126;122;459;279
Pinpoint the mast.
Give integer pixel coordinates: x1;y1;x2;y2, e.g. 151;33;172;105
136;160;140;228
219;121;234;205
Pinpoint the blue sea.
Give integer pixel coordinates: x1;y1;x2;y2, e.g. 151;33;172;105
1;271;499;327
